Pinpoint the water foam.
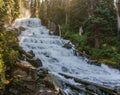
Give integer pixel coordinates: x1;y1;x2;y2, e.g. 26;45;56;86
15;18;120;87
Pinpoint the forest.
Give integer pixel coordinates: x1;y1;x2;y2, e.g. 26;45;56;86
37;0;120;67
0;0;120;95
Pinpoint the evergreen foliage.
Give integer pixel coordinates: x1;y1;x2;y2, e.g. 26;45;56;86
0;0;20;90
37;0;120;67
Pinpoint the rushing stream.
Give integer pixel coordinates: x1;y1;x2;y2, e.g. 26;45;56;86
12;18;120;91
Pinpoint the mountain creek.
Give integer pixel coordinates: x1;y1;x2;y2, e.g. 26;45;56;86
5;18;120;95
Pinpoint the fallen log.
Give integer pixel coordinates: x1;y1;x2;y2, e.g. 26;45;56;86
59;73;117;95
65;82;98;95
78;51;91;58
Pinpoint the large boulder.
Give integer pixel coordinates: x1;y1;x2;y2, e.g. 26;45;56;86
27;57;43;68
14;26;26;35
43;74;60;91
26;50;35;59
63;42;72;49
15;61;35;70
19;50;35;60
12;68;28;80
37;67;48;78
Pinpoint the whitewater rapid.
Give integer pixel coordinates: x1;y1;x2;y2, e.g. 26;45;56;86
13;18;120;87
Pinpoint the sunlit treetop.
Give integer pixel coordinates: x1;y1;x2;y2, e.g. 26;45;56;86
0;0;4;8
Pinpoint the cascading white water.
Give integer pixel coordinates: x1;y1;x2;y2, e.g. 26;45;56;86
13;18;120;88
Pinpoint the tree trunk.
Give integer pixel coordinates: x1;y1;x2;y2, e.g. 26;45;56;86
79;26;83;36
58;25;61;37
117;15;120;37
114;0;120;37
86;0;98;18
95;37;100;49
65;13;68;25
59;73;117;95
30;0;37;17
65;0;70;24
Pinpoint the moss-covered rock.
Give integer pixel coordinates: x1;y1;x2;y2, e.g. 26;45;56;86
63;43;72;49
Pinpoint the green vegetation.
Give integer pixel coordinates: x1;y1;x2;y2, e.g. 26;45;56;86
0;0;20;92
37;0;120;68
0;0;120;93
62;27;120;67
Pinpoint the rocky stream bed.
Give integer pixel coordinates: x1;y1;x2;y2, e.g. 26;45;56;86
3;18;120;95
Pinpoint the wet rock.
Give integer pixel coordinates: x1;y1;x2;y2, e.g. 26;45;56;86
14;26;26;35
49;31;54;35
51;75;64;89
12;68;28;79
35;88;59;95
20;50;35;59
86;85;102;94
27;57;43;68
115;86;120;94
30;68;38;80
88;60;100;66
18;26;26;31
69;90;80;95
15;61;35;70
43;74;60;91
62;66;69;72
9;88;20;95
37;67;48;78
63;43;72;49
26;50;35;59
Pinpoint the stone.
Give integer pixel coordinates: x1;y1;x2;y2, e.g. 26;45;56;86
12;68;28;80
30;68;38;80
62;66;69;72
49;31;54;35
52;75;64;89
9;88;19;95
37;67;48;78
35;88;59;95
115;86;120;94
43;74;59;91
18;26;26;31
26;50;35;59
27;57;43;68
88;60;100;66
14;26;26;35
69;90;80;95
15;61;35;70
63;43;72;49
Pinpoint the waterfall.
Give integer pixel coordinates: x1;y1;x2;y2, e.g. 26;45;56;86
13;18;120;89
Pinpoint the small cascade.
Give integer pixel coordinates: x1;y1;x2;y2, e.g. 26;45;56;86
13;18;120;94
12;18;41;28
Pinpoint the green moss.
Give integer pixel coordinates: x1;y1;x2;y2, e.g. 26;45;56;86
0;54;5;90
98;59;116;66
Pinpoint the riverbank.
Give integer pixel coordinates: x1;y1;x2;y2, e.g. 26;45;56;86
60;28;120;69
2;18;120;95
0;25;62;95
3;49;62;95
